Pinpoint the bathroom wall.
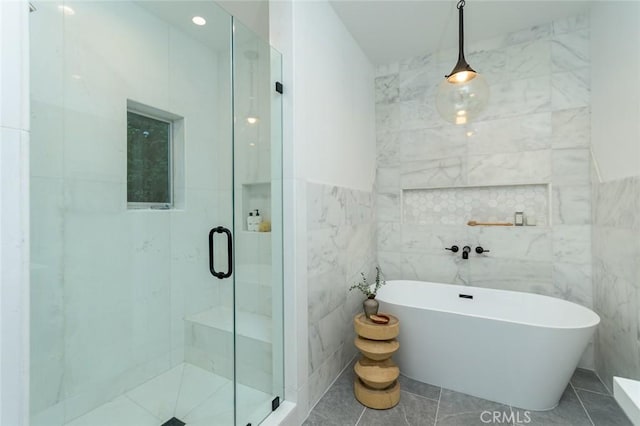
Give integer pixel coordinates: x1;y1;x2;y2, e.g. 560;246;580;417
306;183;376;407
591;178;640;390
29;2;232;423
375;14;594;366
0;1;30;424
269;0;376;420
590;1;640;390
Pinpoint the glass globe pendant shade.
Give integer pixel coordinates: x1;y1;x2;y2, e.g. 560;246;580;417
436;72;489;125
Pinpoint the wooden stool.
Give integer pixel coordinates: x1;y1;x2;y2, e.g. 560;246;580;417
353;313;400;409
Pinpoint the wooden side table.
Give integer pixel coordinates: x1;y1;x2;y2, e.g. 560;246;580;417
353;313;400;409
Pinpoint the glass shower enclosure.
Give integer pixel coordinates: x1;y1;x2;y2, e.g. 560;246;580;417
29;2;283;425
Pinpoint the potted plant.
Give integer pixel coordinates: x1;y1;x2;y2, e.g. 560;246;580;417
349;266;386;319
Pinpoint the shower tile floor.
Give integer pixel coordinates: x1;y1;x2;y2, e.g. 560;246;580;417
55;363;271;426
305;360;632;426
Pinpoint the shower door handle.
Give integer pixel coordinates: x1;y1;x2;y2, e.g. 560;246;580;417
208;226;233;279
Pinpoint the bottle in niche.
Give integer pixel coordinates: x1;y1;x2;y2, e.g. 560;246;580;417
254;209;261;231
248;209;261;232
247;211;254;231
514;211;524;226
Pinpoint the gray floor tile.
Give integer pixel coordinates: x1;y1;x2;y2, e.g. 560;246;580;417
512;385;591;425
303;410;346;426
571;369;610;395
436;388;511;426
576;389;633;426
309;364;365;425
357;391;437;426
398;375;441;401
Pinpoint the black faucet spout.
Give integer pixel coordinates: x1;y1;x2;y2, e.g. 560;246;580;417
462;245;471;259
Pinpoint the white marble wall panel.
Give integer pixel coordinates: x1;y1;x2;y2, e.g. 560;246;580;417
400;127;467;161
481;76;551;121
505;39;550;79
374;14;595;368
592;179;640;389
467;113;551;156
505;23;551;45
552;30;590;73
376;132;400;167
398;67;441;102
552;148;591;185
469;226;552;263
552;184;592;225
552;68;590;111
306;182;376;409
401;156;467;188
466;48;508;86
467;150;552;186
552;107;590;149
399;100;441;130
553;14;589;35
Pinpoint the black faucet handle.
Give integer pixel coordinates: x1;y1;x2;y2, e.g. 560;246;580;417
475;246;490;254
445;245;459;253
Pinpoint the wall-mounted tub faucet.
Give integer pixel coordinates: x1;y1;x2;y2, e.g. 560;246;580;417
462;246;471;259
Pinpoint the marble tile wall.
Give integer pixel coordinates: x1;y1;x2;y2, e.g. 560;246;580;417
375;15;594;366
306;182;376;410
592;176;640;390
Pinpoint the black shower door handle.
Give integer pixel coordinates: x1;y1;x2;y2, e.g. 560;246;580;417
208;226;233;279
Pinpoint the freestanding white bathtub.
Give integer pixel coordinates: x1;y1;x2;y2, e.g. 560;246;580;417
376;280;600;410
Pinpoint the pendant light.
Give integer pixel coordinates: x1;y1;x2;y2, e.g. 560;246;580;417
435;0;489;125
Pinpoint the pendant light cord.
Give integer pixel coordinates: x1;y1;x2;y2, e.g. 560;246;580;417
457;0;465;62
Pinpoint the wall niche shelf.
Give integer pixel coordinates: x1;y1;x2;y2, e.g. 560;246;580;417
402;183;551;227
241;182;271;232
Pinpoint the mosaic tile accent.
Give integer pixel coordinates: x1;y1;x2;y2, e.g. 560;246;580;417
403;184;549;226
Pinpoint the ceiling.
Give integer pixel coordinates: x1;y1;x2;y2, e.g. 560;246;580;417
329;0;592;65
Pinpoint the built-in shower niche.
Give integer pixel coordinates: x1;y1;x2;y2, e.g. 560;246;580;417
402;183;551;226
241;182;271;232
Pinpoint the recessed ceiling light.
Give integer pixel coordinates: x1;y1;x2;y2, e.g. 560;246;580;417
192;16;206;26
58;5;75;15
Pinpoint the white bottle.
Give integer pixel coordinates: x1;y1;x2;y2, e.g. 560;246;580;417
248;209;261;232
247;211;254;231
251;209;261;232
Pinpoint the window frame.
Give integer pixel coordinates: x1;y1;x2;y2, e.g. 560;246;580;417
126;109;174;210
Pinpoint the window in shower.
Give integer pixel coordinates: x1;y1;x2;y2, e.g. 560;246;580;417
127;102;178;209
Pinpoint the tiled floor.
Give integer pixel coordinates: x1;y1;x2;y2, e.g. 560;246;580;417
41;363;271;426
305;361;633;426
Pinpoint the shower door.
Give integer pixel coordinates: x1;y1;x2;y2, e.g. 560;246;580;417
231;19;284;426
29;2;283;425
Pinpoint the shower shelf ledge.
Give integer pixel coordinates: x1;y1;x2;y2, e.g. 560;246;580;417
186;306;271;343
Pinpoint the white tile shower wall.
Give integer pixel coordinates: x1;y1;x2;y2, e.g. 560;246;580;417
592;177;640;390
306;182;376;409
376;15;594;366
29;2;231;423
